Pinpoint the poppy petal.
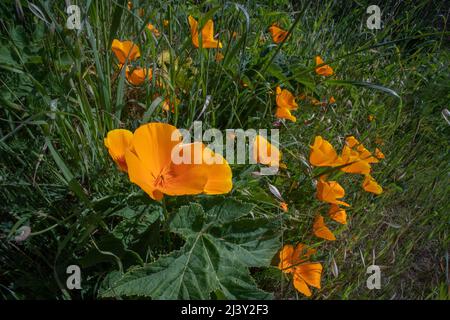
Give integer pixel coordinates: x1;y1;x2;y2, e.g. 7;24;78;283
104;129;133;172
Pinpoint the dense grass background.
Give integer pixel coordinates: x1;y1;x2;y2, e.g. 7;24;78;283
0;0;449;299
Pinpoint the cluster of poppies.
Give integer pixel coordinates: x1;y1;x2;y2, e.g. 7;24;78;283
266;23;385;297
311;135;384;238
105;13;385;298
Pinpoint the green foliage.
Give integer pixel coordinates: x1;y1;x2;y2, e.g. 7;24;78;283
0;0;448;300
99;199;279;299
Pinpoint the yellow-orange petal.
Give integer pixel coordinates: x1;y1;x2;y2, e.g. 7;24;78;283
362;175;383;195
375;147;385;159
202;147;233;194
111;39;141;65
276;86;298;110
131;122;182;180
275;107;296;122
315;56;333;76
329;96;336;104
268;25;288;44
316;179;350;207
125;148;163;200
313;214;336;241
104;129;133;172
189;16;222;49
328;204;347;225
309;136;342;167
188;16;200;48
280;202;288;212
278;244;295;273
202;19;222;48
125;67;152;86
340;145;372;175
293;273;312;297
296;262;322;289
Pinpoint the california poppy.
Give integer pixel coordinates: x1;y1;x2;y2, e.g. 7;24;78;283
280;202;288;212
339;145;372;175
125;67;152;86
278;244;322;297
315;56;333;77
316;178;350;207
309;136;342;167
313;214;336;241
188;16;222;49
253;135;281;167
329;96;336;104
104;129;133;172
275;86;297;122
328;204;347;225
362;175;383;195
118;123;232;200
278;244;317;274
345;136;379;163
147;23;160;37
111;39;141;65
292;262;322;297
374;148;385;160
275;107;296;122
276;87;298;111
268;25;288;43
163;19;169;27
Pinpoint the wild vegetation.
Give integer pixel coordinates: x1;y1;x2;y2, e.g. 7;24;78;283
0;0;449;299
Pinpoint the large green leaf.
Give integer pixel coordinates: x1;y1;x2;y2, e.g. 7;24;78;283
99;199;280;299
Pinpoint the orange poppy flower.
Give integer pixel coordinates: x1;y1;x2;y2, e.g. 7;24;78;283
104;129;133;172
253;135;281;167
276;87;298;110
345;136;379;163
368;114;375;122
340;145;371;175
268;25;288;43
111;39;141;65
280;202;288;212
292;262;322;297
162;97;180;113
313;214;336;241
163;19;169;27
328;204;347;225
278;243;316;273
374;148;385;160
315;56;333;77
362;175;383;195
309;136;342;167
275;86;297;122
147;23;160;37
329;96;336;104
316;178;350;207
188;16;222;49
275;107;296;122
124;123;232;200
278;244;322;297
125;67;152;86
